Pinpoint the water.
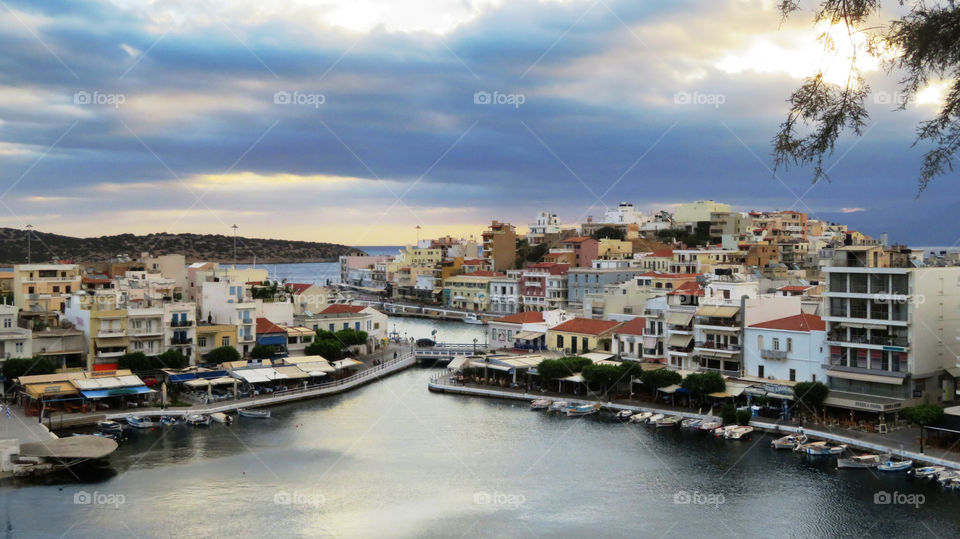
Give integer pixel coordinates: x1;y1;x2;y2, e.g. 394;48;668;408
237;247;401;285
2;365;958;538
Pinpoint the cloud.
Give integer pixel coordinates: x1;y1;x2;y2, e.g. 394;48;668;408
841;207;866;214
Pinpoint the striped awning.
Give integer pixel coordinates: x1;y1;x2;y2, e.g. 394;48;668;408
668;334;693;348
666;312;693;326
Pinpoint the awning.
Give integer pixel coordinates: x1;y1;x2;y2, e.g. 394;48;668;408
470;361;512;372
562;374;585;383
447;356;470;370
708;384;747;398
696;305;740;318
668;334;693;348
825;390;906;412
826;369;906;386
643;336;658;348
659;384;682;394
81;386;153;399
24;382;78;398
515;331;544;341
168;373;197;383
945;367;960;378
274;366;310;380
233;369;272;384
331;359;363;370
581;352;615;362
666;312;693;326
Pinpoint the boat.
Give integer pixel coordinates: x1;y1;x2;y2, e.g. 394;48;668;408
159;416;180;426
936;470;960;485
698;419;722;432
210;412;233;425
680;418;702;429
713;425;733;437
827;444;847;455
878;459;913;472
125;415;155;429
548;401;571;412
656;415;682;428
795;440;826;453
837;454;882;469
771;434;807;449
462;314;483;325
913;466;945;479
238;408;272;419
629;412;653;424
724;426;754;440
97;420;124;433
647;413;665;425
566;403;601;417
185;414;212;426
530;399;552;410
615;410;634;420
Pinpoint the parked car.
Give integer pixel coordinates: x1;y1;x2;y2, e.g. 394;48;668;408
416;338;436;347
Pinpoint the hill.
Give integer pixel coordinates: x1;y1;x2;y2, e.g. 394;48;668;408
0;229;367;264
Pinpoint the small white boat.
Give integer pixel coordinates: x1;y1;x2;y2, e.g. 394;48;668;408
913;466;945;479
724;426;754;440
238;409;271;419
680;418;701;429
656;415;682;428
530;399;552;410
125;415;155;429
629;412;653;424
878;459;912;472
838;454;882;469
462;314;483;325
548;401;571;412
97;420;124;433
186;414;212;426
804;442;846;455
159;416;180;426
615;410;634;420
210;412;233;425
647;413;665;425
936;470;960;485
698;419;722;432
771;434;807;449
713;425;732;437
827;444;847;455
566;403;600;417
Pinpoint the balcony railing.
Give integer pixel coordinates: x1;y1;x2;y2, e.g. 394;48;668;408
643;328;662;336
170;319;194;327
827;334;910;347
760;349;788;360
96;329;126;338
695;341;741;353
170;337;193;345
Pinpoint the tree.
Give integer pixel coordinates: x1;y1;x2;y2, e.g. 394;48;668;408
775;1;960;189
250;345;275;359
582;364;626;395
205;345;240;364
536;356;593;390
638;368;682;396
682;372;727;404
902;403;944;426
157;349;189;369
305;339;344;360
720;403;737;425
334;329;369;347
793;381;830;417
735;409;753;426
591;226;625;241
2;356;57;381
118;352;151;372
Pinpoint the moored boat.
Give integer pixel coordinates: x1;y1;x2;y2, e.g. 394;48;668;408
629;412;653;424
462;314;483;325
647;413;665;425
935;470;960;485
615;410;634;420
530;399;552;410
771;434;807;449
656;415;682;428
724;426;754;440
878;459;913;472
680;418;702;429
838;454;882;469
159;416;180;426
97;420;124;433
806;442;847;456
186;414;212;426
238;408;271;419
125;415;155;429
913;466;945;479
210;412;233;425
698;419;722;432
566;403;601;417
548;401;571;413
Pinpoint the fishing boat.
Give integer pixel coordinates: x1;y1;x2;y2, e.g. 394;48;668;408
125;415;155;429
698;419;722;432
548;401;571;413
462;314;484;325
837;454;882;469
724;426;754;440
713;425;733;437
566;403;600;417
185;414;212;426
795;440;825;453
771;434;807;449
878;459;913;472
629;412;653;424
97;420;124;434
238;408;271;419
647;413;665;425
159;416;180;426
935;470;960;485
529;399;552;410
615;410;634;420
913;466;945;479
827;444;847;455
656;415;682;428
805;443;846;456
210;412;233;425
680;418;702;429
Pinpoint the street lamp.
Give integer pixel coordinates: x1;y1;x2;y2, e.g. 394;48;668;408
473;337;478;355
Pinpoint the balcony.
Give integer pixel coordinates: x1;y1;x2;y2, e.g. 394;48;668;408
695;341;741;354
170;336;193;346
96;349;126;358
96;328;126;338
760;349;788;360
643;327;662;336
170;319;194;327
826;333;910;348
130;330;163;338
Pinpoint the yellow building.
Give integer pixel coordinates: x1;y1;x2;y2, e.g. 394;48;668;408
442;273;497;311
546;318;621;354
12;264;82;324
196;323;237;361
597;238;633;259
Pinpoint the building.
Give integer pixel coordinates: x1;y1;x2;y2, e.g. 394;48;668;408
547;318;622;354
482;221;517;272
200;279;257;356
611;317;646;361
303;304;387;343
127;305;165;358
196;323;237;361
488;311;546;350
520;263;569;312
31;327;85;370
0;304;31;361
557;237;598;268
12;264;82;325
164;302;197;365
442;272;499;312
489;272;521;315
673;200;731;225
568;267;646;307
286;283;331;316
255;318;288;357
526;211;561;245
744;314;827;383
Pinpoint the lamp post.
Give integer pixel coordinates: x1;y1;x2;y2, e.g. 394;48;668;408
473;337;478;355
25;224;32;264
231;224;239;268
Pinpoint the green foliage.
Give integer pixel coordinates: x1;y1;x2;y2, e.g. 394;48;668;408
118;352;152;372
682;372;726;403
250;345;275;359
793;381;829;414
2;356;57;380
205;345;240;364
536;356;593;382
638;368;682;393
591;226;625;241
902;404;944;426
581;364;625;389
334;329;369;346
720;403;737;425
655;224;712;248
157;349;189;369
118;349;188;372
305;339;344;360
735;409;753;426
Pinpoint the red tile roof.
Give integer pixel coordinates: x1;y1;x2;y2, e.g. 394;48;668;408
320;304;366;315
651;249;674;258
256;317;287;335
750;313;825;332
550;318;622;335
668;281;704;296
563;236;594;244
287;283;315;294
494;311;544;324
777;285;814;292
638;271;700;280
615;317;646;336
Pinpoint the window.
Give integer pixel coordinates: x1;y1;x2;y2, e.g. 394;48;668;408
758;365;764;378
198;337;207;347
355;322;361;331
789;369;796;382
15;342;23;353
786;338;793;353
772;338;780;351
757;335;763;349
343;323;349;330
66;285;71;293
2;318;10;328
329;324;335;331
557;335;564;348
811;374;816;382
221;336;230;346
52;286;59;293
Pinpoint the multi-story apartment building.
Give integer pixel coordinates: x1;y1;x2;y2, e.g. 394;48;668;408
164;302;197;364
0;304;31;361
526;211;561;245
201;279;257;356
568;267;646;309
63;293;129;371
126;305;165;358
744;313;827;383
822;245;960;412
12;263;82;325
442;273;498;312
664;282;702;369
489;272;521;315
482;221;517;272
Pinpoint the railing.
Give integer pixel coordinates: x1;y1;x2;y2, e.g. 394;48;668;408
96;329;126;337
827;334;910;347
171;337;194;345
643;328;662;336
760;349;788;360
695;341;741;352
170;319;194;327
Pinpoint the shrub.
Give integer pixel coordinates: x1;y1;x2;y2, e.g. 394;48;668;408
735;409;753;426
205;346;240;364
2;356;57;381
720;403;737;425
250;345;275;359
902;404;944;426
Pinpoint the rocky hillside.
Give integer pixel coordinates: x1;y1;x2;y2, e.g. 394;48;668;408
0;228;366;264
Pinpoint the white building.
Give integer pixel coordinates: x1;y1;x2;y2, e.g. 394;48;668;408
163;302;197;364
489;272;520;315
744;313;827;383
602;202;644;225
526;211;561;244
0;304;31;361
200;279;257;356
127;305;165;357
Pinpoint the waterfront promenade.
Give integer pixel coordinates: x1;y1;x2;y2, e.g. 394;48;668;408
427;373;960;469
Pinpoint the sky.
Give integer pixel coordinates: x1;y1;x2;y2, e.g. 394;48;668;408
1;0;959;248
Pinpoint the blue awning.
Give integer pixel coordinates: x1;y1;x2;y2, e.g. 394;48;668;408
197;370;228;379
81;386;153;399
168;373;197;382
